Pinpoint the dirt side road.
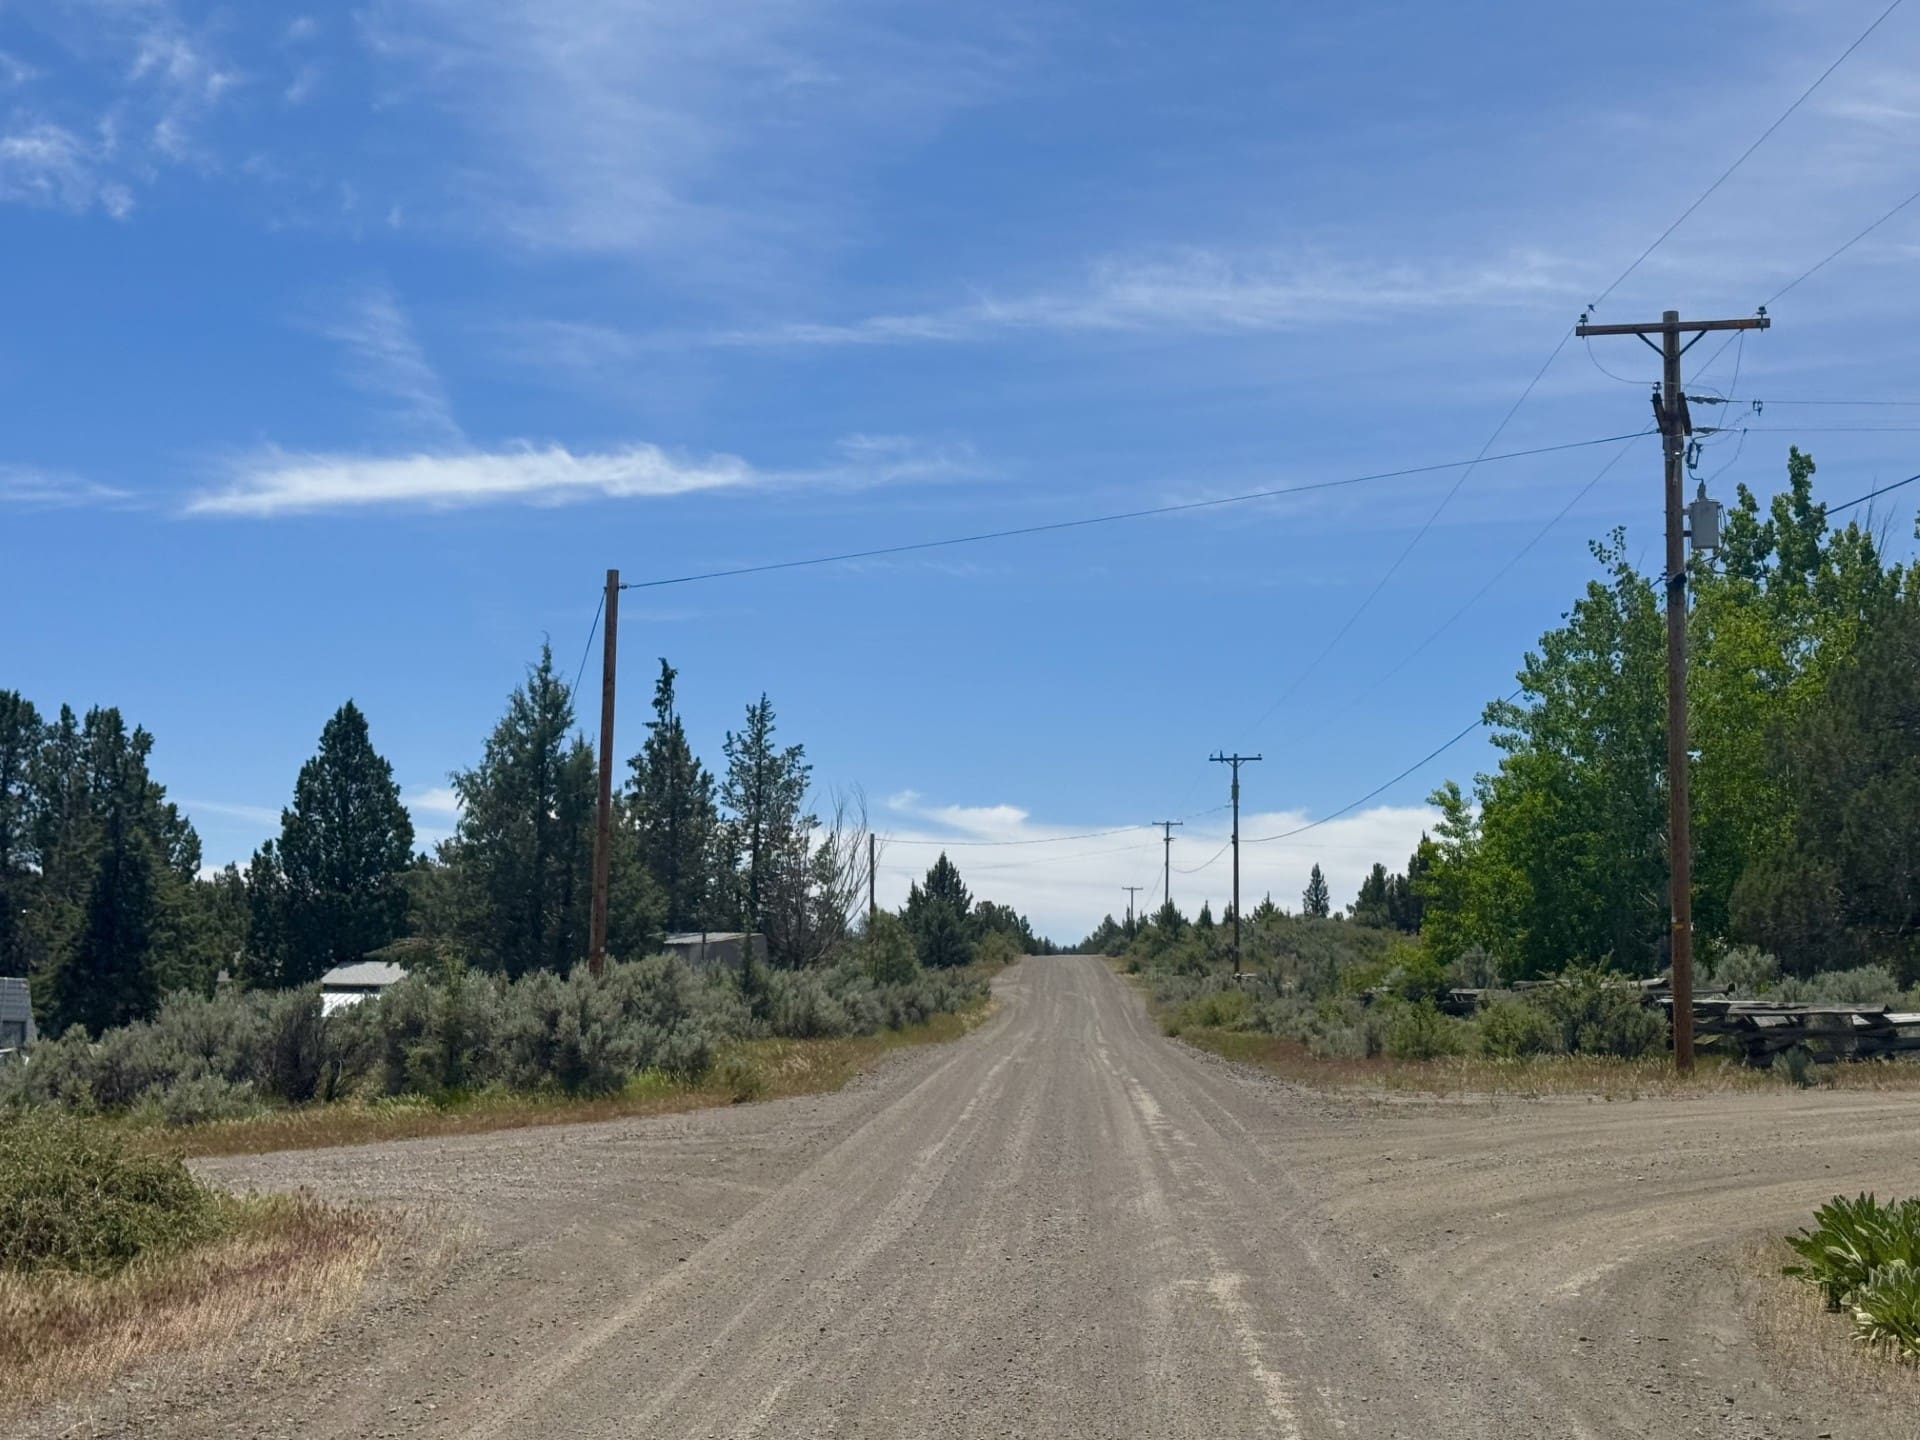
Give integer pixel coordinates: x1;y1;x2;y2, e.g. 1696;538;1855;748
33;955;1920;1438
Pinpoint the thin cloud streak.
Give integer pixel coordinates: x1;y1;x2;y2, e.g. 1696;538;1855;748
184;435;982;518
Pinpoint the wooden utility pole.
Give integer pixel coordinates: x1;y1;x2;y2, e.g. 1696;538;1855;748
1153;819;1183;915
1575;308;1769;1073
1209;753;1261;974
868;832;877;927
588;568;620;977
1123;885;1143;934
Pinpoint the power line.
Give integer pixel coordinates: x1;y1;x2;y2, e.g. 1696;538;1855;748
882;802;1229;850
1766;181;1920;307
1246;688;1525;847
1233;332;1583;744
619;431;1648;591
1830;469;1920;513
1590;0;1909;310
569;589;604;699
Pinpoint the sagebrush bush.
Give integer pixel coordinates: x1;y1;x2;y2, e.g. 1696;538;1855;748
1531;966;1665;1058
2;947;988;1121
1775;964;1904;1008
0;1111;223;1275
1382;1000;1469;1060
1475;993;1561;1059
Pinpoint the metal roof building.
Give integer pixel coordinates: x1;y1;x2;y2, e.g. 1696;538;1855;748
0;976;36;1051
319;960;408;1016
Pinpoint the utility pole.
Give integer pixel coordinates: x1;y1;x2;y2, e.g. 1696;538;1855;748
1123;885;1143;934
1209;753;1262;974
868;832;877;928
588;568;620;977
1576;308;1769;1074
1153;819;1183;914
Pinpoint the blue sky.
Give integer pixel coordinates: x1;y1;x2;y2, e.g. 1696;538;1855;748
5;1;1920;939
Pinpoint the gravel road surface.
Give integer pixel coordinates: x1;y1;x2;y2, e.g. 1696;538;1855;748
40;955;1920;1438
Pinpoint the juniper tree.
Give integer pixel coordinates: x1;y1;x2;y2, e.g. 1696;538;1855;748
1302;864;1331;919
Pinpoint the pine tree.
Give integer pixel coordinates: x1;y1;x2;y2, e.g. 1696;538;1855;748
444;646;596;977
1195;900;1216;931
720;695;811;932
1351;863;1391;926
0;691;43;980
1302;863;1331;918
246;702;415;987
627;660;720;932
905;853;976;968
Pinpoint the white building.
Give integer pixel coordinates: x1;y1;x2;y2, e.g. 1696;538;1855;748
319;960;408;1016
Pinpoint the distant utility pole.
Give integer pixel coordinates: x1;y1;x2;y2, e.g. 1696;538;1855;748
1153;820;1183;913
1208;753;1262;974
1123;886;1144;934
588;567;620;977
1575;307;1770;1074
868;832;877;927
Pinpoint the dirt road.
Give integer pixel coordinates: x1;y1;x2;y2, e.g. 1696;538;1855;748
47;955;1920;1438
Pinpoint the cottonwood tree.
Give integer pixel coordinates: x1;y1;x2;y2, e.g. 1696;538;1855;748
244;701;415;987
761;788;872;969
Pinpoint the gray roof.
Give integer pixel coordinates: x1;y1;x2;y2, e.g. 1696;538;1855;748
0;976;31;1021
319;960;408;989
662;932;754;945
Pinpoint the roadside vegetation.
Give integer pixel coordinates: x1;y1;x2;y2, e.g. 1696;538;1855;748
0;1109;383;1411
1782;1195;1920;1364
1080;451;1920;1094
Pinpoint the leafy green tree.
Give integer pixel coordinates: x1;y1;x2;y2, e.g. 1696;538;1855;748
1302;864;1331;919
904;852;976;968
720;695;811;932
244;702;415;987
444;646;596;978
627;660;721;932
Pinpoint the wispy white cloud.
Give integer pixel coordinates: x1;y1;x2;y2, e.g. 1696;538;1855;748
711;248;1580;348
0;466;132;508
358;0;1017;271
404;785;462;818
0;122;133;217
181;798;284;827
184;434;980;518
309;283;463;444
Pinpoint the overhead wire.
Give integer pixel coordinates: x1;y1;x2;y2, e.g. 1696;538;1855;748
1829;469;1920;513
620;431;1650;592
569;590;605;700
1589;0;1909;310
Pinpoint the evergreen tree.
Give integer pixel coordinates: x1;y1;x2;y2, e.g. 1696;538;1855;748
1151;898;1185;936
720;695;811;932
627;660;720;932
1302;863;1331;918
0;692;43;980
444;646;596;977
904;852;976;968
245;702;415;987
1350;863;1391;926
1195;900;1216;931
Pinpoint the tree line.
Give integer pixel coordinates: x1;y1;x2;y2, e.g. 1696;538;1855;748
2;648;1043;1035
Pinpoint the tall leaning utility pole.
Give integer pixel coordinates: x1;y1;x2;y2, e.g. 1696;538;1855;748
1209;753;1261;974
588;568;620;977
1575;308;1769;1074
1123;885;1143;934
1153;819;1183;913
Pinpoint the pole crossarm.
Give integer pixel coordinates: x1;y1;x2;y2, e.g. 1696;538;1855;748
1576;316;1770;338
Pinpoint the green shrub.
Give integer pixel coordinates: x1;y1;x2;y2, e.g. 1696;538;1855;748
1775;965;1904;1008
1851;1260;1920;1359
715;1051;766;1103
1532;966;1665;1058
1709;944;1780;996
0;1111;224;1276
1382;1000;1468;1060
1775;1044;1815;1088
860;912;921;987
975;931;1023;970
1785;1193;1920;1310
1164;986;1253;1036
1476;994;1561;1059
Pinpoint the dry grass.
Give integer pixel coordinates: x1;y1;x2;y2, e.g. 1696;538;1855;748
1741;1237;1920;1400
0;1194;387;1415
1172;1026;1920;1101
138;999;996;1160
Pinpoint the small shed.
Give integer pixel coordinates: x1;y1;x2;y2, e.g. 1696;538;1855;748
662;932;767;972
319;960;408;1017
0;976;35;1052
